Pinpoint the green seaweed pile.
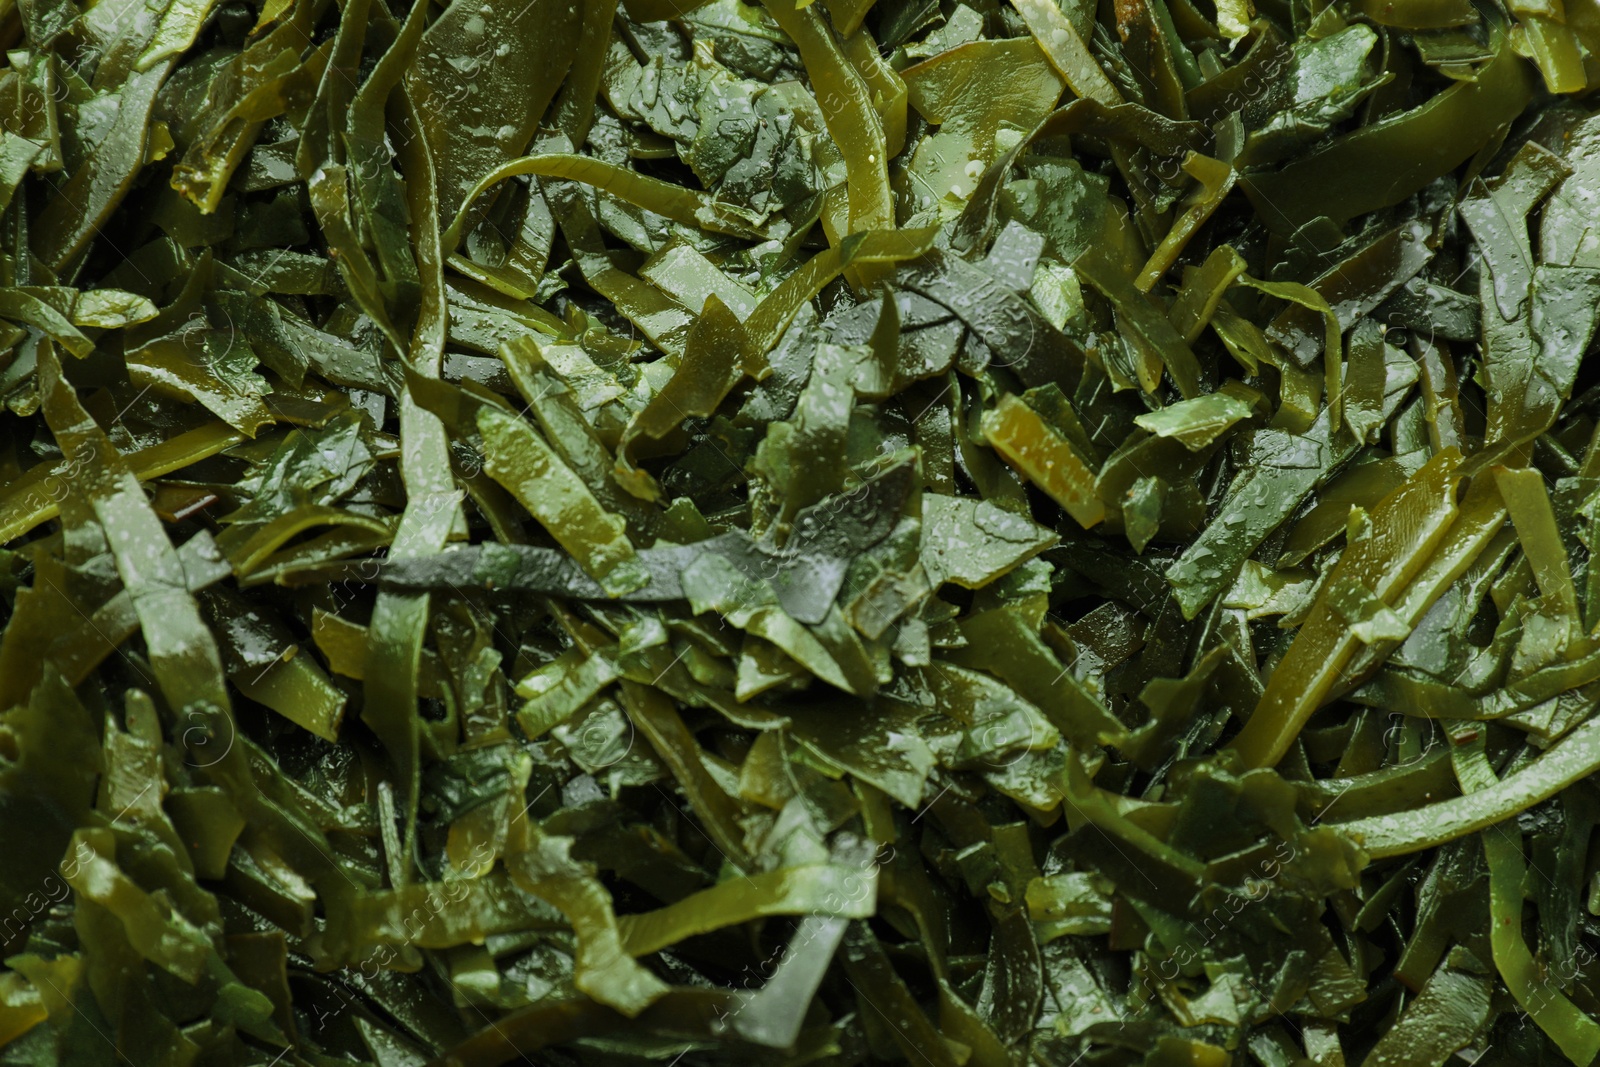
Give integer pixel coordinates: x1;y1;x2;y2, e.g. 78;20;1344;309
1;0;1599;1061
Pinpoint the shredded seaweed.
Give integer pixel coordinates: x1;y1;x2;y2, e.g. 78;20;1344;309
2;0;1600;1065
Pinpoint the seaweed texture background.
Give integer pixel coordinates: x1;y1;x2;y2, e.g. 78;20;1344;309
0;0;1598;1063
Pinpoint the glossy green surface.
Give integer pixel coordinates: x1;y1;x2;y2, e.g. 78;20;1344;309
1;0;1599;1064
